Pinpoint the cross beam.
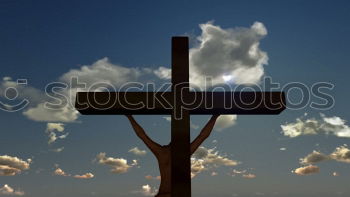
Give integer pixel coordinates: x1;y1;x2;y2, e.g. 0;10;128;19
75;92;286;115
75;37;286;197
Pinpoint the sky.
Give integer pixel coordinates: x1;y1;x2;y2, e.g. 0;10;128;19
1;0;350;197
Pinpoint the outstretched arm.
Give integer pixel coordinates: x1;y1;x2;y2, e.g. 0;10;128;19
190;115;220;155
126;115;162;155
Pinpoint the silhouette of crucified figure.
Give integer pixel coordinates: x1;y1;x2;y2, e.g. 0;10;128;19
126;115;220;197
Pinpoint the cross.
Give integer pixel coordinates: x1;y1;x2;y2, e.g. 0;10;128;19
75;37;286;197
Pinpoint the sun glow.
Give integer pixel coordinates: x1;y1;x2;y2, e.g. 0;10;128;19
222;75;233;82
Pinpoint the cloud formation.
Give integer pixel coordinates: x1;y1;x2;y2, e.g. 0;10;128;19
45;123;69;144
0;184;24;196
214;115;237;131
189;21;268;87
0;155;31;176
139;184;158;196
281;114;350;138
73;173;94;179
96;153;137;174
54;166;94;179
128;147;147;156
191;146;239;178
242;173;256;179
293;165;320;175
299;145;350;165
54;168;70;176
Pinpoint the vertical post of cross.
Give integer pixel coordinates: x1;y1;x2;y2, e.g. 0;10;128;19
171;37;191;197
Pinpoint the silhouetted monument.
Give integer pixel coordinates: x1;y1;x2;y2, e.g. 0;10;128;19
75;37;286;197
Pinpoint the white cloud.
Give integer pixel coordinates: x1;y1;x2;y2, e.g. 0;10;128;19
0;155;31;176
242;173;256;179
73;173;94;179
0;184;24;196
139;184;158;196
54;166;94;179
128;147;147;156
191;146;239;178
231;169;256;179
232;169;247;175
330;145;350;163
189;21;268;88
0;77;46;105
46;123;65;132
293;165;320;175
281;114;350;138
23;104;78;123
54;168;69;176
45;123;69;144
16;57;164;123
153;66;171;80
60;57;143;88
51;147;65;153
96;153;136;174
299;150;330;165
215;115;237;131
299;145;350;166
279;148;287;151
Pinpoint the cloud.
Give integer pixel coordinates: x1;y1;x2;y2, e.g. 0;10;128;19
60;57;144;89
279;148;287;151
215;115;237;131
145;175;161;180
281;114;350;138
96;153;137;174
54;168;70;176
45;123;69;144
54;166;94;179
299;151;330;165
73;173;94;179
46;123;65;132
128;147;147;156
242;173;256;179
23;104;78;123
18;57;165;123
293;165;320;175
299;145;350;165
232;169;247;175
153;66;171;80
231;169;256;179
332;172;339;176
0;184;24;196
191;146;239;178
0;155;31;176
330;145;350;163
0;77;46;106
51;147;65;153
189;21;268;88
139;184;158;196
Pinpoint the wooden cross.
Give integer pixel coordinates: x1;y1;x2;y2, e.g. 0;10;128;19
75;37;286;197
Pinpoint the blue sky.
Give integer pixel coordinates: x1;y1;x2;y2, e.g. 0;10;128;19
1;0;350;197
